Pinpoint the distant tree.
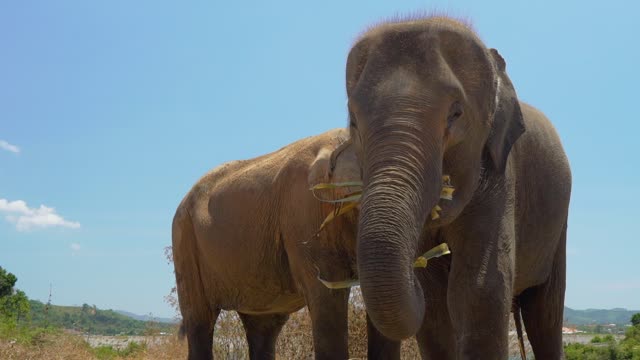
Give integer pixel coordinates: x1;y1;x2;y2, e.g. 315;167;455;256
164;246;181;319
144;313;160;336
0;266;18;297
566;314;640;359
0;266;30;322
0;290;30;321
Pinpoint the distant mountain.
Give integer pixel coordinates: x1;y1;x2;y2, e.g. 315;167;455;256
115;310;178;324
564;307;640;325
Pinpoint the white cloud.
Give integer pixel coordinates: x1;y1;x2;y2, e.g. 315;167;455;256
0;140;20;154
70;243;81;251
0;198;80;231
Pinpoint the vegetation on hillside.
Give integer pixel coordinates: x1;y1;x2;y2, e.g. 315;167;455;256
0;265;173;339
565;316;640;359
27;300;174;335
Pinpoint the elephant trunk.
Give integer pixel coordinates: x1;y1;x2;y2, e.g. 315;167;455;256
357;121;443;340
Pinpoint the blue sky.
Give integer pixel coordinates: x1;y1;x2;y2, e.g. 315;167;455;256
1;0;638;318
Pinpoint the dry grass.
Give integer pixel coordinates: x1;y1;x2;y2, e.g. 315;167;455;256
206;288;421;359
1;288;530;359
0;332;96;360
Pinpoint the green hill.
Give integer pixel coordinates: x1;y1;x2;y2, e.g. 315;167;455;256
564;307;640;325
28;300;176;336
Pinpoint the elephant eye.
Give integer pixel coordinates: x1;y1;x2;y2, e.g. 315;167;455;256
447;101;464;128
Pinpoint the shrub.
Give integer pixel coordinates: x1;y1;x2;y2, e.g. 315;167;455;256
591;335;603;343
92;341;146;360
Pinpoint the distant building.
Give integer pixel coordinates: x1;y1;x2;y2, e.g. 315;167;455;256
562;327;585;334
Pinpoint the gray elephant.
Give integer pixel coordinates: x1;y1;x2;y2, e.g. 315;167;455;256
172;128;399;359
344;16;572;359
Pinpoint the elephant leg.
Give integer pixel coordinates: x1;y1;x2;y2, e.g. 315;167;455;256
443;197;516;359
447;270;511;359
446;234;513;358
184;307;219;360
174;208;220;359
305;286;350;360
415;260;455;360
238;312;289;360
366;313;401;360
520;225;566;360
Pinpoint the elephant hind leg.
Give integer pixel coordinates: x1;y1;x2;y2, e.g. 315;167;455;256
520;224;567;360
173;208;220;359
182;308;220;360
238;312;289;360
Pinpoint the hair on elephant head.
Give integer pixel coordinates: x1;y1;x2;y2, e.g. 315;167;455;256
345;17;526;340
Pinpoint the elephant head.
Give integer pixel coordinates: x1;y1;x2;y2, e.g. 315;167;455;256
345;18;525;340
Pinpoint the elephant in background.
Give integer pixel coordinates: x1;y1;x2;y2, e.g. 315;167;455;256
172;128;396;359
344;16;572;359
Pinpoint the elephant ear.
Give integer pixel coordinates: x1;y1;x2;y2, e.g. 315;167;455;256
345;38;370;97
486;48;526;173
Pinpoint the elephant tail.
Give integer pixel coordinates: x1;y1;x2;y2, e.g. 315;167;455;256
512;298;527;360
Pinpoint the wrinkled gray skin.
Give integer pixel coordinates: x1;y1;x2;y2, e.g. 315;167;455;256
346;17;571;359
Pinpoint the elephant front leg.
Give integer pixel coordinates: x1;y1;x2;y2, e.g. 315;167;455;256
415;258;456;360
366;313;401;360
304;284;350;360
447;256;513;358
445;217;515;358
287;229;353;359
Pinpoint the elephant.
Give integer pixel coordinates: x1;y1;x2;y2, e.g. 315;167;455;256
171;128;399;360
344;16;572;359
